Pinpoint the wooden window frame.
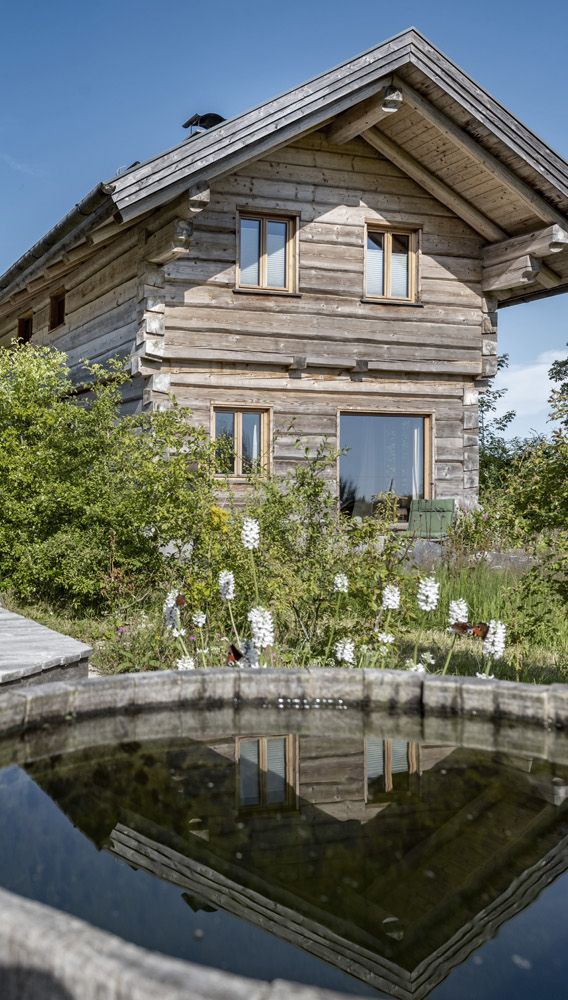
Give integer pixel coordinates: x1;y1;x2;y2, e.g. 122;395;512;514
364;738;421;800
236;210;298;294
17;314;33;344
363;224;419;303
49;289;66;331
336;409;433;518
235;735;299;813
212;404;271;480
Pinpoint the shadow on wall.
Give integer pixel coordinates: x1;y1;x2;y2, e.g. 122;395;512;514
0;967;74;1000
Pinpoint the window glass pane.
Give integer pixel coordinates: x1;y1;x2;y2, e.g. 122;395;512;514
391;234;409;298
366;232;384;297
339;414;424;516
391;740;409;774
266;737;287;804
215;410;235;474
366;738;384;779
239;740;260;806
266;220;287;288
242;411;262;473
240;218;260;286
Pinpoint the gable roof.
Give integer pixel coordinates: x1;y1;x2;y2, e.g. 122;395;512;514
1;27;568;305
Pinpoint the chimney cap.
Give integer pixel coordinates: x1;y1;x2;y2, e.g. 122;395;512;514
182;112;225;131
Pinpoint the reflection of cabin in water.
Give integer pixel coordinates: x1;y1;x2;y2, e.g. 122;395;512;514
28;734;568;999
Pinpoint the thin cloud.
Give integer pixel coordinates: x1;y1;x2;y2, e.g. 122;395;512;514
0;152;42;177
494;347;565;437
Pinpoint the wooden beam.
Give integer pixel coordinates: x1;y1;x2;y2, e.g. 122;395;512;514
362;128;506;242
393;77;568;228
483;224;568;268
188;181;211;215
327;87;402;144
482;255;541;292
145;219;192;264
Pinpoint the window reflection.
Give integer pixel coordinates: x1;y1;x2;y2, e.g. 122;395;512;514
340;414;425;517
237;736;296;810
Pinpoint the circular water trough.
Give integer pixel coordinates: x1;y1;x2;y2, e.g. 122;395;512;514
0;668;566;1000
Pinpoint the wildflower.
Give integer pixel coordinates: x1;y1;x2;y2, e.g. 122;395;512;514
448;598;468;625
172;627;186;639
420;651;436;666
381;584;400;611
177;657;195;671
405;660;427;674
218;570;235;601
241;517;260;550
334;639;355;666
333;573;349;594
476;672;495;680
164;590;184;632
376;632;395;645
247;607;275;649
192;611;206;628
482;620;507;660
417;577;440;612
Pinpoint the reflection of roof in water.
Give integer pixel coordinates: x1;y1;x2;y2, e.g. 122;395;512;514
27;735;568;999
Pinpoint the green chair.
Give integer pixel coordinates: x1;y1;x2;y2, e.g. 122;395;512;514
408;499;455;539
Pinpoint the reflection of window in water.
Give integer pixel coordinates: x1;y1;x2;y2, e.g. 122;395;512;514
366;738;420;797
236;736;297;810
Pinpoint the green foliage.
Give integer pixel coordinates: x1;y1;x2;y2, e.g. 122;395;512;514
0;342;216;610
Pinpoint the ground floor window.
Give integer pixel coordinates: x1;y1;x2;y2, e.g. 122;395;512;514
339;413;430;518
213;408;269;477
236;735;297;811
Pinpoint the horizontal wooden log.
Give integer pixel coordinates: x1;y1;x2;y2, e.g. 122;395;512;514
482;254;541;291
483;225;568;268
145;219;192;264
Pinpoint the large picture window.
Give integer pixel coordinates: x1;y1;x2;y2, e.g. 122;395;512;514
237;213;296;292
365;227;417;302
339;413;430;517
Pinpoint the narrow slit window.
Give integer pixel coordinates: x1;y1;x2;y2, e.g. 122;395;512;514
214;408;268;477
238;215;295;291
17;315;33;344
49;290;66;330
365;229;416;301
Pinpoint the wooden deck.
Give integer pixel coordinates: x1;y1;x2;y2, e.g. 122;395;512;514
0;607;91;686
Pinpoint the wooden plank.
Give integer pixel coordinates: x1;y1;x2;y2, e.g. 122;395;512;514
482;254;541;291
362;128;506;242
327;88;402;144
393;77;568;227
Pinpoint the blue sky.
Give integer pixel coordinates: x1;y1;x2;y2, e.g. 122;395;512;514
1;0;566;436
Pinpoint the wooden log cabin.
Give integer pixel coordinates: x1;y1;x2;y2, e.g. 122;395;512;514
1;28;568;514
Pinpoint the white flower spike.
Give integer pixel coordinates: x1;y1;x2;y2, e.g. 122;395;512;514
417;577;440;612
241;517;260;550
448;598;468;624
333;573;349;594
334;639;355;666
247;607;275;649
218;570;235;601
482;620;506;660
192;611;206;628
177;657;195;671
381;584;400;611
376;632;395;645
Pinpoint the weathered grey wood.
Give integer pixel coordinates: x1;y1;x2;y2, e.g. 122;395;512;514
483;224;568;267
482;254;541;291
327;88;403;144
145;219;193;264
392;77;568;227
362;128;506;241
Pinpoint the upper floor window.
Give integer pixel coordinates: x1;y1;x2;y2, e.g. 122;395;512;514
49;290;66;330
214;407;269;477
365;227;417;302
237;213;296;292
236;735;297;811
17;315;33;344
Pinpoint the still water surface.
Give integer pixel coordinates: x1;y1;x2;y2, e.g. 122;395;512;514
0;729;567;998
